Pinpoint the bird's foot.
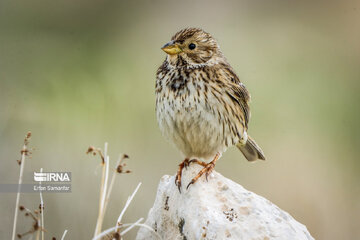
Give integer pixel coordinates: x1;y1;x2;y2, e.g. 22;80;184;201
188;159;207;167
175;158;190;193
186;153;221;190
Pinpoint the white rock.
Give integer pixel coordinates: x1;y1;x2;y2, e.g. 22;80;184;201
136;164;314;240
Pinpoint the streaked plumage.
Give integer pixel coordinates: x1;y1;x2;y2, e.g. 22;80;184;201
155;28;265;190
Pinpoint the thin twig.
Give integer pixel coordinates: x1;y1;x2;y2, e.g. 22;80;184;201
116;182;142;229
93;221;162;240
60;229;68;240
94;142;109;237
35;227;40;240
39;168;44;240
120;217;143;236
103;154;123;216
99;155;110;230
11;132;31;240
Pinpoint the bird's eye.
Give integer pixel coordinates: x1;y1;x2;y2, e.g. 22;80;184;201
188;43;196;50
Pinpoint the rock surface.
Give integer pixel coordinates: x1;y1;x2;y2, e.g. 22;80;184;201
136;164;314;240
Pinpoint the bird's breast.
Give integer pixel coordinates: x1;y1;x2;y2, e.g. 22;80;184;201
155;67;238;159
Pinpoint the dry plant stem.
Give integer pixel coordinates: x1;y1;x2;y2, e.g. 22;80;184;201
100;155;110;229
102;154;123;215
120;218;144;236
116;182;142;229
39;168;44;240
93;221;162;240
60;229;68;240
94;143;109;237
11;144;27;240
35;227;40;240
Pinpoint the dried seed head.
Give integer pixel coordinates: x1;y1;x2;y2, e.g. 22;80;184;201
33;221;39;230
113;232;120;240
17;205;43;239
17;131;32;165
86;146;105;164
116;165;123;173
86;146;95;154
24;131;32;146
115;153;131;174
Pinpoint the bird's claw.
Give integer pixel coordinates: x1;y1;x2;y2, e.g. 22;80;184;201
175;175;182;193
175;177;180;193
177;182;181;193
175;158;190;193
176;156;218;192
186;179;195;190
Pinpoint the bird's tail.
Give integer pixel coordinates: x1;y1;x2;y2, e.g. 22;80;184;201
237;135;266;161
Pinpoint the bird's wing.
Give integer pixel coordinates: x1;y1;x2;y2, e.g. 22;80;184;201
222;67;251;130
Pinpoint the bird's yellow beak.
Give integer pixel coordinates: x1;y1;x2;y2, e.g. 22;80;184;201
161;41;182;55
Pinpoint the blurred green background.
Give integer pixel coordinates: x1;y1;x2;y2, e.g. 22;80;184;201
1;0;359;239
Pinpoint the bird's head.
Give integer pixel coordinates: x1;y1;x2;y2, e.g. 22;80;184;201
161;28;224;67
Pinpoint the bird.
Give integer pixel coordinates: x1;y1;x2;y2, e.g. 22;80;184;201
155;28;265;192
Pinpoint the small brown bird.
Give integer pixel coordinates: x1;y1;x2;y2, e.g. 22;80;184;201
156;28;265;191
